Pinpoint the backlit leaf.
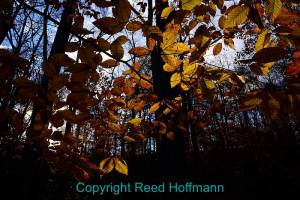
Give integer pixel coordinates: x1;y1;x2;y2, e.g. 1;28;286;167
163;42;190;55
224;5;249;28
128;118;142;126
123;136;135;142
266;0;282;22
204;78;215;89
129;47;151;57
149;102;160;113
255;28;269;51
101;59;118;68
99;157;114;173
126;21;143;32
181;0;203;11
93;17;123;34
170;72;181;88
161;7;173;19
163;63;179;72
114;158;128;175
213;43;222;55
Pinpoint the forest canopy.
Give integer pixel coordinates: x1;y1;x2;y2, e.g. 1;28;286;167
0;0;300;191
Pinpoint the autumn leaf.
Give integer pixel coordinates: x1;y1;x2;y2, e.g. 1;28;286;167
252;47;285;63
266;0;282;22
180;82;190;91
97;38;111;51
93;17;123;34
170;72;181;88
250;62;274;76
123;135;135;142
213;43;222;55
255;28;269;51
65;42;79;52
101;59;118;68
161;24;180;49
114;158;128;175
182;61;197;78
149;102;161;113
110;35;128;59
163;63;179;72
204;78;215;89
241;91;263;110
162;55;182;67
161;7;173;19
217;73;231;84
218;15;225;29
128;118;142;126
224;5;249;28
112;0;131;23
133;100;145;112
181;0;203;11
126;21;143;32
99;157;114;173
147;38;156;50
129;47;151;57
108;122;122;132
224;38;235;49
162;42;190;55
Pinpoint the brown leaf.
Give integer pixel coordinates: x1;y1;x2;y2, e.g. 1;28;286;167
126;21;143;32
101;59;119;68
252;47;285;63
65;42;80;52
112;0;131;23
129;47;151;57
97;38;111;51
213;43;222;55
93;17;123;34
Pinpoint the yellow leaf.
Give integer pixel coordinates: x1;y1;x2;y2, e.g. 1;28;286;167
163;42;190;55
124;135;135;142
163;63;179;72
161;7;173;19
162;55;182;67
217;73;231;84
183;61;197;77
108;122;121;132
128;118;142;126
204;78;215;89
149;102;160;113
181;0;203;11
266;0;282;22
255;28;269;51
262;62;275;75
213;43;222;55
224;5;249;28
180;82;190;91
163;108;171;115
161;24;180;49
99;157;114;173
170;72;181;88
114;158;128;175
